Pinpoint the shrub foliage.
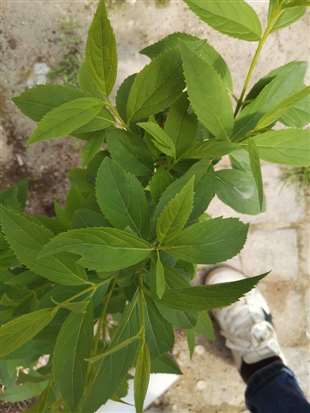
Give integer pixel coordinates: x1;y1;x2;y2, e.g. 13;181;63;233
0;0;309;412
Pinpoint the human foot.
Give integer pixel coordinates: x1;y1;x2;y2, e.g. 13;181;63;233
204;266;285;381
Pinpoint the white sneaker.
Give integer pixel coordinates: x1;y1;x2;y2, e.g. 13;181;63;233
205;266;285;370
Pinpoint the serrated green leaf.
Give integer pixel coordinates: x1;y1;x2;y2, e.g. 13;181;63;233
138;121;176;158
153;159;210;222
162;217;248;264
87;332;141;364
162;273;267;311
194;311;215;340
186;329;195;359
269;2;305;31
280;96;310;128
248;139;264;211
214;169;262;215
13;85;113;137
156;301;197;329
79;60;105;99
185;0;262;41
140;32;193;58
245;61;307;103
39;227;152;272
144;295;174;358
86;150;109;182
116;74;136;122
13;85;87;121
181;43;233;140
149;168;174;204
57;300;90;313
72;208;109;229
255;86;310;131
0;360;24;389
151;353;182;375
53;175;98;230
164;94;198;158
285;0;310;5
52;302;93;410
106;129;152;176
28;97;103;144
4;270;38;288
80;291;140;413
127;48;185;122
183;37;233;91
0;207;88;285
157;176;194;242
251;128;310;166
285;0;310;8
141;33;233;91
0;179;28;211
0;380;49;402
281;94;310;127
0;308;56;358
234;62;307;139
96;158;149;235
230;148;253;171
189;171;215;223
155;252;166;299
183;140;240;160
81;133;106;167
74;109;114;134
81;0;117;96
134;342;151;413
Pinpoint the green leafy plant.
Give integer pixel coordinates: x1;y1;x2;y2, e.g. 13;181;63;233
48;18;82;87
282;165;310;193
0;0;309;412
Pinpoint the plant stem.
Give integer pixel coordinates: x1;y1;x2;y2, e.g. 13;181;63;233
234;30;269;117
138;275;146;343
234;6;284;117
93;277;118;354
54;285;95;309
104;98;127;130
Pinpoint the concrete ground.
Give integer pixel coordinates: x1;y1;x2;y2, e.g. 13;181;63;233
0;1;309;412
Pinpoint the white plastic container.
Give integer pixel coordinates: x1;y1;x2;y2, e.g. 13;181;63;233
97;373;178;413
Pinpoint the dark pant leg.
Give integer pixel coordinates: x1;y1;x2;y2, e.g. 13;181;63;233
245;361;310;413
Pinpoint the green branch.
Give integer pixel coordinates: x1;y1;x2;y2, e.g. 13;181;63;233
234;8;283;117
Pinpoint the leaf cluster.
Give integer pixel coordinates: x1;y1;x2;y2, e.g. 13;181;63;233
0;0;309;412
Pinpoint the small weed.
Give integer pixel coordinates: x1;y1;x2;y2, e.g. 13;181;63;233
282;166;310;194
48;18;82;87
155;0;170;7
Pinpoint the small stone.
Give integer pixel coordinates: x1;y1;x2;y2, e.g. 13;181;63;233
8;37;17;49
16;153;24;166
26;62;50;87
194;345;206;356
196;380;207;391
